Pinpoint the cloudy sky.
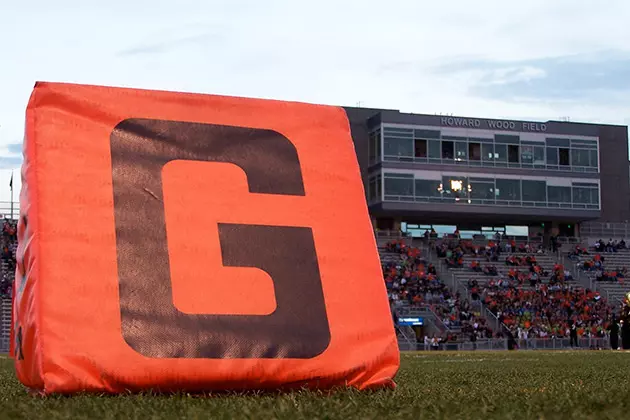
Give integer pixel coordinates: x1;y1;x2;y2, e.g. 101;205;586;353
0;0;629;210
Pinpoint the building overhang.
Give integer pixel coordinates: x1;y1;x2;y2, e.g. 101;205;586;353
368;201;600;224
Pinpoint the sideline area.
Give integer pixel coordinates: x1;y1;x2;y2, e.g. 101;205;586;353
0;351;628;419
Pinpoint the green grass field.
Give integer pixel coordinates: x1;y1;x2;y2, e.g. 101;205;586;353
0;351;629;419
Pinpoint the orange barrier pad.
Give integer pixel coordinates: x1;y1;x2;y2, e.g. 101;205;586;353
12;82;399;394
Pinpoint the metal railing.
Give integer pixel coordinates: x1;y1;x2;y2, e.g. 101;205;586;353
0;201;19;220
581;222;630;240
399;336;616;352
0;337;8;354
382;194;600;211
395;325;417;349
381;154;599;174
374;229;406;239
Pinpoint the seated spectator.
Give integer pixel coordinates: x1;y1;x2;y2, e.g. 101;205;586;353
484;284;610;339
2;219;16;240
383;241;451;307
568;245;589;261
506;239;516;253
529;272;540;287
470;260;482;272
605;239;617;253
0;219;18;298
505;255;520;266
507;268;518;280
468;279;480;300
445;254;464;268
581;254;604;271
483;265;498;276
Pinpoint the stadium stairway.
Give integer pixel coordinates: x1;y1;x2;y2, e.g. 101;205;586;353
378;238;496;348
425;239;575;333
1;298;10;353
377;240;454;348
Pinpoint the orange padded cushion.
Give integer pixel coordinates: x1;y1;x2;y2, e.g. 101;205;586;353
12;82;399;394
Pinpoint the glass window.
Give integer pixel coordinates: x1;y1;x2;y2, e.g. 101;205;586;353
441;141;454;159
521;145;533;164
572;187;590;203
455;142;467;160
470;181;495;200
369;132;376;163
571;139;597;148
495;135;520;144
591;188;599;204
508;145;520;163
440;176;469;201
414;139;427;158
368;179;377;200
415;179;442;198
384;176;414;197
546;138;571;147
494;144;507;162
589;150;598;168
376;130;381;160
482;143;494;162
384;136;413;157
546;147;558;165
571;149;590;167
506;226;528;236
533;146;545;164
414;129;440;139
469;143;481;160
428;140;441;158
547;186;571;203
559;148;570;166
495;179;521;201
376;175;382;200
572;186;599;204
522;180;546;202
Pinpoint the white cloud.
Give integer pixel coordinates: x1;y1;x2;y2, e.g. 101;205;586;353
482;66;547;86
0;0;629;201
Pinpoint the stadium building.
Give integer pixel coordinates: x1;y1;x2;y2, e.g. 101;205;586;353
344;108;630;241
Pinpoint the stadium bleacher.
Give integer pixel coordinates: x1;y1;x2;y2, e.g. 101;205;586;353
0;219;17;353
571;241;630;304
380;233;624;349
442;240;572;293
380;238;491;349
0;225;627;352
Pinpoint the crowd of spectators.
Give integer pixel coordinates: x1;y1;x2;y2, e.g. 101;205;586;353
1;219;17;298
484;284;611;340
593;239;627;253
577;251;628;284
384;236;623;346
432;297;493;342
568;239;630;285
384;240;446;306
437;236;613;342
384;240;490;341
436;238;502;267
437;237;547;268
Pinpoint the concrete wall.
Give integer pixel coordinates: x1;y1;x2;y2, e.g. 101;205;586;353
597;125;630;222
